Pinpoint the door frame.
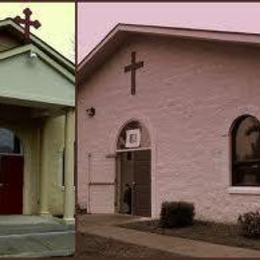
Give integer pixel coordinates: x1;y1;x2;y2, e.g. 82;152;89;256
115;147;151;216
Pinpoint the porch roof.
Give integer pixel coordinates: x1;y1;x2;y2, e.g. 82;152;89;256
0;18;74;73
0;19;75;109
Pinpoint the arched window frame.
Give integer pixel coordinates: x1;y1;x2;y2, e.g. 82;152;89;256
0;128;23;155
231;115;260;187
116;120;151;151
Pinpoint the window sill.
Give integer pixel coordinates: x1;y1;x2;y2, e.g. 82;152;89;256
228;186;260;195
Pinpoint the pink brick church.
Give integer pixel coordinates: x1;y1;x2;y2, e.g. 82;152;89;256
78;24;260;223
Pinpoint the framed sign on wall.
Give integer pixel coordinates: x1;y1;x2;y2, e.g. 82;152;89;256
125;129;141;148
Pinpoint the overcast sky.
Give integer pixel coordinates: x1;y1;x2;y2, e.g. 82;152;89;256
0;3;75;61
78;3;260;62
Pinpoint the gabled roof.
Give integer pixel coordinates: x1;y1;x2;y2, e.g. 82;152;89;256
0;44;74;83
0;18;74;74
78;23;260;84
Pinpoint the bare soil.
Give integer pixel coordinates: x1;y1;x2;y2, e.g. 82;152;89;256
75;232;180;257
119;219;260;251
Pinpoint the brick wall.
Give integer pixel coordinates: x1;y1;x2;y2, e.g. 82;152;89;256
78;35;260;222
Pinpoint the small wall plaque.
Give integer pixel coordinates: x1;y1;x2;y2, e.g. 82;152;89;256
125;129;141;148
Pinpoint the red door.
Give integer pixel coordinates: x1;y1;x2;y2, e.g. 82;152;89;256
0;155;23;214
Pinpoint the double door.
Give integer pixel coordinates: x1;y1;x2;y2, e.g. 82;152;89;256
119;150;151;217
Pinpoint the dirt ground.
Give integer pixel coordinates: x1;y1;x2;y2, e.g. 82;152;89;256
75;214;180;257
119;219;260;251
75;232;180;257
36;231;178;258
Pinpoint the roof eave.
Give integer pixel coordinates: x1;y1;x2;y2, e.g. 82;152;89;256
78;23;260;84
0;44;75;83
0;18;75;73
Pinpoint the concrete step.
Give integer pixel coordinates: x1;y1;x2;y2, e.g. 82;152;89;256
0;216;74;235
0;230;75;257
0;223;74;235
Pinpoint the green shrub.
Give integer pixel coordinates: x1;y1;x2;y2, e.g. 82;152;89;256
159;201;195;228
238;211;260;238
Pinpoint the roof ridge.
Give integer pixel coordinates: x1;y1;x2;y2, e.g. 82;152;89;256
116;22;260;37
0;18;74;72
78;22;260;84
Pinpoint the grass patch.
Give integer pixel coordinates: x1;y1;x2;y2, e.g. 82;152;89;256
119;219;260;251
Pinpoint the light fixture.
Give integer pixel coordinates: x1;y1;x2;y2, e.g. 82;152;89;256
86;107;95;117
29;50;38;59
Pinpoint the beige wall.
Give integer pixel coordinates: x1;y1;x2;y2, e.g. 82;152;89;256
44;115;66;216
0;112;75;216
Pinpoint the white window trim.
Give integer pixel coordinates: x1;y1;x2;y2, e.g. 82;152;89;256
228;186;260;195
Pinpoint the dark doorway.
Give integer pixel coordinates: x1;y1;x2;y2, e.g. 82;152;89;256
119;150;151;217
0;129;23;214
0;155;24;214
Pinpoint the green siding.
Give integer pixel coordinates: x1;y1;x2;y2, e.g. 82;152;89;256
0;52;75;107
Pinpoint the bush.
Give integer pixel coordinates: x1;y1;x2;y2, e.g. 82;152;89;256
159;201;195;228
238;211;260;238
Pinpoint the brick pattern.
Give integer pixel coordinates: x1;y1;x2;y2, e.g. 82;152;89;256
78;35;260;222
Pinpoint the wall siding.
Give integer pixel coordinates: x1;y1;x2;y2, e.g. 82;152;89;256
78;36;260;223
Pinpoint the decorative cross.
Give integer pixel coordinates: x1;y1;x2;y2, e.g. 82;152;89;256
14;8;41;42
124;51;144;95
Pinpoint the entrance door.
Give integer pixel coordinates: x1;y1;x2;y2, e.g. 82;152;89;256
132;150;151;217
0;155;23;214
119;150;151;217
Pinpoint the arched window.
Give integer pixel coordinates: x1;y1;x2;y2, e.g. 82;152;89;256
117;120;150;150
232;115;260;186
0;128;22;154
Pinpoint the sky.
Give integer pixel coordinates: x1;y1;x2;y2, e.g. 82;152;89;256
78;3;260;62
0;3;75;62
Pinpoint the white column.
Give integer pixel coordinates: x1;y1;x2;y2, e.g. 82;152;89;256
63;109;75;224
39;119;50;216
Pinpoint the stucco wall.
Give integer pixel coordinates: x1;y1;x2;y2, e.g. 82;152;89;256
44;113;75;216
44;115;66;216
0;113;75;216
78;36;260;223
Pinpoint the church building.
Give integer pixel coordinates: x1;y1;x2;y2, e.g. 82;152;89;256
0;15;75;223
78;23;260;223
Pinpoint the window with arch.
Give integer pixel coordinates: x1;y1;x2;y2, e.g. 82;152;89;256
0;128;22;155
231;115;260;186
117;120;150;150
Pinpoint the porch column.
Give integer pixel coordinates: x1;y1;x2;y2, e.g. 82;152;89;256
39;119;50;216
63;109;75;224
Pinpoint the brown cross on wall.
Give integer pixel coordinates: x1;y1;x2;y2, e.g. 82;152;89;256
14;8;41;42
124;51;144;95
